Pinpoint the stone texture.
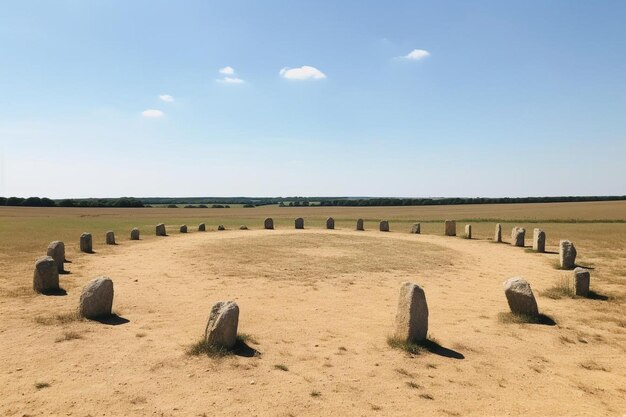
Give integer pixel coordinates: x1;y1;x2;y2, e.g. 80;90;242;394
218;225;225;231
503;277;539;317
264;218;274;230
78;277;114;319
356;219;364;231
511;227;525;247
46;241;65;273
560;240;577;269
33;256;59;293
80;233;93;253
180;225;188;233
326;217;335;230
533;228;545;252
465;224;472;239
394;282;429;343
198;223;206;232
240;225;248;230
156;223;166;236
494;223;502;242
574;267;590;297
105;231;116;245
410;223;420;234
204;301;239;349
444;220;456;236
130;228;140;240
379;220;390;232
295;218;304;229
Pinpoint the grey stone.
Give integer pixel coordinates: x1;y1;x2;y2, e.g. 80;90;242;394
46;241;65;273
444;220;456;236
410;223;420;234
394;282;429;343
205;301;239;349
494;223;502;242
198;223;206;232
180;225;188;233
560;240;577;269
326;217;335;230
295;218;304;229
218;225;225;231
240;225;248;230
356;218;364;231
156;223;166;236
465;224;472;239
533;228;545;252
80;233;93;253
264;218;274;230
503;277;539;317
379;220;389;232
105;231;115;245
33;256;59;293
574;267;590;297
78;277;114;319
130;228;140;240
511;227;525;247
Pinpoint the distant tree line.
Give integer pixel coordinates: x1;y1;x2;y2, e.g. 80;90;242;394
316;196;626;207
0;197;144;207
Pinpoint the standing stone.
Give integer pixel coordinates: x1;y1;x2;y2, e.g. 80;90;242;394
533;228;546;252
465;224;472;239
33;256;59;293
78;277;114;319
379;220;389;232
295;218;304;229
394;282;429;343
130;228;140;240
494;223;502;242
511;227;525;247
444;220;456;236
156;223;166;236
198;223;206;232
105;231;115;245
180;225;188;233
503;277;539;317
80;233;93;253
218;225;225;231
46;241;65;273
356;218;364;231
264;218;274;230
574;267;590;297
205;301;239;349
559;240;577;269
410;223;421;234
326;217;335;230
239;225;248;230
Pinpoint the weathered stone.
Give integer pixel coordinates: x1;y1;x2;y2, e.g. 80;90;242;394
130;228;140;240
240;225;248;230
46;241;65;272
180;225;188;233
574;267;590;297
532;228;545;252
494;223;502;242
511;227;525;247
80;233;93;253
326;217;335;230
198;223;206;232
218;225;225;231
295;218;304;229
204;301;239;349
465;224;472;239
356;218;364;231
105;231;115;245
156;223;166;236
444;220;456;236
560;240;577;269
379;220;389;232
264;218;274;230
33;256;59;293
410;223;420;234
79;277;114;319
394;282;429;343
503;277;539;317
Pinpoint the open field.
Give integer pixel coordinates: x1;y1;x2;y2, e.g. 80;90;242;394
1;201;625;416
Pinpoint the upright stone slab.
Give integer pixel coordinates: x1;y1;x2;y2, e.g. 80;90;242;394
444;220;456;236
511;227;525;247
574;267;590;297
80;233;93;253
494;223;502;242
156;223;166;236
78;277;114;319
205;301;239;349
410;223;421;234
105;231;115;245
533;228;545;252
326;217;335;230
503;277;539;317
379;220;389;232
33;256;59;293
295;218;304;229
130;228;140;240
180;225;188;233
560;240;577;269
218;225;225;231
394;282;429;343
356;218;364;231
198;223;206;232
239;225;248;230
46;241;65;273
264;218;274;230
465;224;472;239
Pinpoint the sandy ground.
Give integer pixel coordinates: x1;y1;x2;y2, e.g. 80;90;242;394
1;227;625;416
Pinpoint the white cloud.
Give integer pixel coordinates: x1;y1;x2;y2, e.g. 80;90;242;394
159;94;174;102
217;76;245;84
141;109;164;118
219;66;235;75
401;49;430;60
279;66;326;80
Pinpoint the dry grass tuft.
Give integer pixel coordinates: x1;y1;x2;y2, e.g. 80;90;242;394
541;277;575;299
55;330;83;343
310;390;321;397
406;381;422;389
34;311;81;326
579;360;609;372
497;312;556;325
187;334;258;358
274;364;289;372
34;382;50;390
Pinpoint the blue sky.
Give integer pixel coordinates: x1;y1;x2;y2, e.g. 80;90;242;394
1;0;625;198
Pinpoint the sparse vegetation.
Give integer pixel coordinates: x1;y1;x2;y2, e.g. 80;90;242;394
55;330;83;343
34;312;81;326
406;381;421;389
497;312;555;325
419;393;434;400
187;334;256;358
542;277;575;299
34;382;50;390
310;390;321;397
274;364;289;371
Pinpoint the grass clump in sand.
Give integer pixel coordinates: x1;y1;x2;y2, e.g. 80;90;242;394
541;277;575;299
34;311;81;326
274;364;289;371
34;382;50;390
498;312;555;325
187;333;258;358
386;335;440;355
54;330;84;343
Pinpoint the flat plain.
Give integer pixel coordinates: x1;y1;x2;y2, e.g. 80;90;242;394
1;201;625;416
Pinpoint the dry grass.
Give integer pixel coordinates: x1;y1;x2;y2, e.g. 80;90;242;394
34;312;81;326
542;277;575;299
55;330;84;343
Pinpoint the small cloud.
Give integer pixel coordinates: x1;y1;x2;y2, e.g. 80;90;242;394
279;66;326;80
159;94;174;102
141;109;164;118
400;49;430;60
219;66;235;75
217;76;245;84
